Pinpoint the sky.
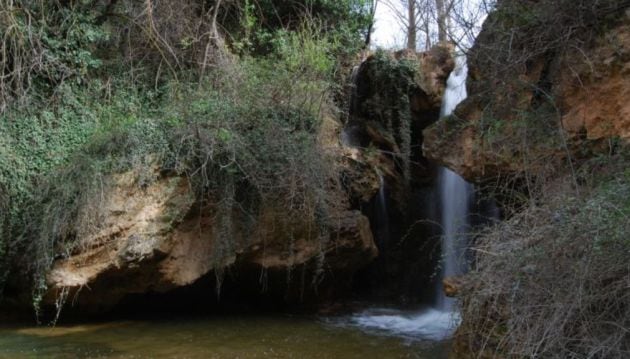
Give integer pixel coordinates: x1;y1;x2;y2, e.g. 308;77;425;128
369;1;490;50
371;2;404;49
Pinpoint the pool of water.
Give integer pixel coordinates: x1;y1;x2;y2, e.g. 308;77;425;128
0;314;450;358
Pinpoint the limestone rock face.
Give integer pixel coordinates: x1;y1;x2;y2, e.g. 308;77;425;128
45;169;377;311
397;46;456;116
343;44;454;198
558;18;630;141
423;9;630;181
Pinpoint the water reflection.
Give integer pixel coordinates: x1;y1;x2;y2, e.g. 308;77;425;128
0;315;447;358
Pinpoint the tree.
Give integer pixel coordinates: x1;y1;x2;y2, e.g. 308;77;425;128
406;1;418;50
382;0;490;51
364;0;380;47
435;0;447;42
383;0;450;51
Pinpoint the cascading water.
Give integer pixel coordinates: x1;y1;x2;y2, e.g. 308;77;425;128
440;56;468;119
341;63;364;148
436;57;473;311
337;56;472;341
436;168;472;310
375;174;390;247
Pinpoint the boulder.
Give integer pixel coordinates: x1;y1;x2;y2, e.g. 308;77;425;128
443;276;465;298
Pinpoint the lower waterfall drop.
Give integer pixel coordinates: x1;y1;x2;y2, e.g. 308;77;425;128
375;174;390;247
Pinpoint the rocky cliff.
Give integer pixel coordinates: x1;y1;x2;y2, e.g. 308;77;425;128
420;1;630;357
340;45;456;303
44;162;377;314
424;4;630;182
344;45;454;193
37;44;456;315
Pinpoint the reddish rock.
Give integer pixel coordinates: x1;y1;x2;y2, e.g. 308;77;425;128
423;10;630;181
443;276;465;297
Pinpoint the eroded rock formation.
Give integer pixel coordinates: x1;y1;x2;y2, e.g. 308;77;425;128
342;44;454;203
42;45;456;314
340;45;456;303
45;167;377;312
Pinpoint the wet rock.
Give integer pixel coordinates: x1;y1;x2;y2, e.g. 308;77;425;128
443;276;465;297
342;44;454;202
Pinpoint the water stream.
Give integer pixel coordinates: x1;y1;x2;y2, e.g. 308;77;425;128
436;56;472;311
375;174;390;247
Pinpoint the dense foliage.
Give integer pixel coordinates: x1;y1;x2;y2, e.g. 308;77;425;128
0;0;373;310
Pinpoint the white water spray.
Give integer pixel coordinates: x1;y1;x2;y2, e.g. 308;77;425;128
440;57;468;118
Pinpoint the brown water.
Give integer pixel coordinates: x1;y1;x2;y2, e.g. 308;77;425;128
0;315;449;358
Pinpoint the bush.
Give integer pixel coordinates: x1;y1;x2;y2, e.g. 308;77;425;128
459;155;630;358
0;0;107;111
0;20;347;313
241;0;373;57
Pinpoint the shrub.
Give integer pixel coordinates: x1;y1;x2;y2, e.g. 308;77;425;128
0;0;107;111
0;0;369;318
459;154;630;358
0;22;346;314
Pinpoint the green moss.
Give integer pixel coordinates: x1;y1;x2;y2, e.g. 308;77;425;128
358;50;420;183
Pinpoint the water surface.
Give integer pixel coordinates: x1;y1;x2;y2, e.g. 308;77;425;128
0;315;449;358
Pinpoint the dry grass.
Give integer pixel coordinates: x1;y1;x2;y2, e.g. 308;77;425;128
458;157;630;358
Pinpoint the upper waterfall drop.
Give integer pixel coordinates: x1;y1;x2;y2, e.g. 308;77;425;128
440;56;468;118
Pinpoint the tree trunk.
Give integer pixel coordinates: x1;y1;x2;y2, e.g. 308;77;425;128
406;1;417;51
435;0;447;42
424;21;432;49
364;0;378;48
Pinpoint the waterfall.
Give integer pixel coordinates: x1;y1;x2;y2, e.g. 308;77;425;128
437;168;472;310
348;64;361;116
440;56;468;118
339;55;471;341
375;174;390;247
436;56;473;311
341;64;363;148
